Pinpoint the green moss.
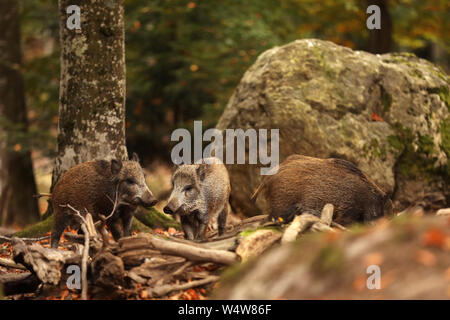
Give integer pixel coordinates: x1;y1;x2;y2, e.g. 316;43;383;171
440;118;450;157
131;217;153;233
385;119;449;183
417;133;434;155
135;207;181;230
387;123;414;153
238;226;282;238
311;244;345;274
12;215;53;238
387;123;442;180
381;89;392;115
99;26;114;37
219;258;253;285
440;118;450;176
363;138;387;160
427;86;449;110
410;68;424;79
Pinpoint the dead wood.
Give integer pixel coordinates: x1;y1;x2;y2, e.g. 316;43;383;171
63;205;96;300
0;257;26;270
236;229;282;262
118;248;161;268
0;234;50;244
120;234;239;265
91;251;125;289
12;238;80;285
0;272;40;296
281;214;318;244
148;275;220;298
282;204;338;244
204;215;270;240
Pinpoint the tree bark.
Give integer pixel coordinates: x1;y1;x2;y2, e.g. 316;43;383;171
367;0;392;54
53;0;128;188
0;0;40;226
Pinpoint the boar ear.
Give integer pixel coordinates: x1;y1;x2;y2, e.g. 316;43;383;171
196;163;207;181
111;159;123;175
131;152;140;163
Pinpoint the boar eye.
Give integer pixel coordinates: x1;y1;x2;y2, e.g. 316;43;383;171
184;185;194;192
126;178;136;185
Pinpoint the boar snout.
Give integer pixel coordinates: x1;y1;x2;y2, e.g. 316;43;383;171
164;199;183;215
163;203;176;215
139;191;158;208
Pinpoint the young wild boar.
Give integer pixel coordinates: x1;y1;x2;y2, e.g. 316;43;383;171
163;157;230;240
252;154;393;226
51;153;157;248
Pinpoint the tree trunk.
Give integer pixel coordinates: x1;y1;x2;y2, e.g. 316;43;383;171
53;0;128;188
0;0;40;226
367;0;392;54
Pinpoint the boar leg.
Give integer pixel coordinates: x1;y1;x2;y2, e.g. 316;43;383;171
51;209;67;248
196;211;209;240
218;206;228;236
180;216;195;240
107;217;123;241
120;208;133;237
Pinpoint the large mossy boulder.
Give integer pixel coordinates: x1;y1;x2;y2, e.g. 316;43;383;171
216;39;449;216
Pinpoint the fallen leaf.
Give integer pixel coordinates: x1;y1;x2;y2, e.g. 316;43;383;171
60;289;69;300
363;252;384;267
422;227;446;248
415;249;436;267
371;113;383;122
444;268;450;281
140;290;148;299
187;288;199;300
352;275;366;292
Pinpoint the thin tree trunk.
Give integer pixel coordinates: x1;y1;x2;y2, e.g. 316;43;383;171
0;0;40;226
53;0;128;188
367;0;392;54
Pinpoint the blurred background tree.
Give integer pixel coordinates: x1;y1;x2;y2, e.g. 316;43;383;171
12;0;450;171
0;0;40;226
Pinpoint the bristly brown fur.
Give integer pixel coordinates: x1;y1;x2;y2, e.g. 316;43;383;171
251;154;393;225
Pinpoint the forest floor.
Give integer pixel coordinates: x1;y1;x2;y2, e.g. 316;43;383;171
1;155;448;300
0;226;224;300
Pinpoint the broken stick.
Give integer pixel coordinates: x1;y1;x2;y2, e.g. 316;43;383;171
148;275;220;298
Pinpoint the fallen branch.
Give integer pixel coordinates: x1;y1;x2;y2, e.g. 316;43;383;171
320;204;334;226
0;272;40;296
0;234;50;244
119;234;239;266
205;215;270;240
0;257;27;270
148;275;220;298
281;214;318;244
62;204;92;300
150;236;239;265
104;184;119;220
282;204;337;244
12;238;79;285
